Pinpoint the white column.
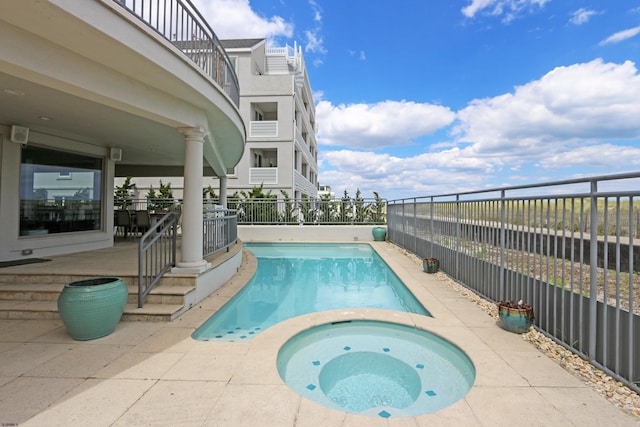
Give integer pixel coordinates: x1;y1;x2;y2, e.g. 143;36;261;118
219;176;228;209
173;127;210;273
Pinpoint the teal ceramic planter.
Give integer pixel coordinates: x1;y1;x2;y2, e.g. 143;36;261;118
372;227;387;241
57;277;128;341
422;258;439;273
497;301;535;334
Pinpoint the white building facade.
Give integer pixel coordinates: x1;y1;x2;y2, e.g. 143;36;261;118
223;39;318;199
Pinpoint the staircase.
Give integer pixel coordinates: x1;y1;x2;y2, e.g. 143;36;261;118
0;273;197;321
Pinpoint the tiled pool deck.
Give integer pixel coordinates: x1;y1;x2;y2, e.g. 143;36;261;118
0;242;637;426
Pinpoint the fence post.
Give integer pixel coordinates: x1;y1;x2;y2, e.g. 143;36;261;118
430;196;434;257
589;180;598;361
456;194;461;280
500;190;506;302
413;198;417;254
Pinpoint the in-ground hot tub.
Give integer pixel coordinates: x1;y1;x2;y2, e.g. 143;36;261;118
277;320;475;418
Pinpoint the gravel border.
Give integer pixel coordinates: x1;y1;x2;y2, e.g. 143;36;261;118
403;250;640;419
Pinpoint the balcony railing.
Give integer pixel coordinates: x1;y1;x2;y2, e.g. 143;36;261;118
387;171;640;393
113;0;239;106
249;121;278;137
249;167;278;185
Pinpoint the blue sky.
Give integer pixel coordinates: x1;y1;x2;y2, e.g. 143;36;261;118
193;0;640;200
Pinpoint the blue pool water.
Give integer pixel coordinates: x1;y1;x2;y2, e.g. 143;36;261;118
192;243;430;341
277;320;476;417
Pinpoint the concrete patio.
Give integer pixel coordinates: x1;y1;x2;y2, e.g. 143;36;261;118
0;242;637;426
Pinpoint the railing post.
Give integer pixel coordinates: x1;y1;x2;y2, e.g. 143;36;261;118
430;196;434;257
413;198;417;254
456;194;461;280
500;189;506;302
589;180;598;361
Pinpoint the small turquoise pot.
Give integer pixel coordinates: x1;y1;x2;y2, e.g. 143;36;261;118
57;277;128;340
498;304;534;334
372;227;387;241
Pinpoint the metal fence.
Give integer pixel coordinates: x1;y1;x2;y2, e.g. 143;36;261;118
387;172;640;392
113;0;240;106
203;207;237;257
226;197;387;225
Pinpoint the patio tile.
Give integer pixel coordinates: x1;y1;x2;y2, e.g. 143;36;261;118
415;399;479;426
132;327;195;353
536;386;637;425
203;384;299;427
464;386;570;425
161;351;240;382
21;378;156;426
113;380;226;427
0;376;84;425
468;349;531;387
0;342;69;376
293;398;347;427
498;350;586;387
25;343;131;378
94;351;183;379
0;319;65;342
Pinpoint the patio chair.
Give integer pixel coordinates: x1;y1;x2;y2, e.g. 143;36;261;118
114;210;132;238
133;210;151;236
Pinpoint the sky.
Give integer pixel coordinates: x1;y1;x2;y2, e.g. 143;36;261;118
192;0;640;200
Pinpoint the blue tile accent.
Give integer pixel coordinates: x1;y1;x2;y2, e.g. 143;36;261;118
312;360;321;366
378;410;391;418
248;331;255;335
226;331;234;334
306;384;317;390
240;335;247;339
426;390;437;396
382;347;390;352
416;363;424;369
215;335;222;338
343;346;351;351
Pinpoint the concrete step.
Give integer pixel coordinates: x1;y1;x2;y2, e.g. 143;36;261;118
0;277;195;322
0;299;183;322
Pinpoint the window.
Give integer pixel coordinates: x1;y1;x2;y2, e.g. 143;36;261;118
20;146;103;236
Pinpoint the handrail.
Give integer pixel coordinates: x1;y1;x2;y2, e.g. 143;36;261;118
112;0;239;106
137;210;178;308
203;207;237;257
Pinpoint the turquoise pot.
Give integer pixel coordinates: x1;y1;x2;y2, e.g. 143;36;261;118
372;227;387;241
57;277;128;341
498;305;534;334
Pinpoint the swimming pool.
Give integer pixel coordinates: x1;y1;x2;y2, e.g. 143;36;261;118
192;243;430;341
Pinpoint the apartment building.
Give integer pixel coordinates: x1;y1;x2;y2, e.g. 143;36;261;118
222;39;318;199
128;39;319;201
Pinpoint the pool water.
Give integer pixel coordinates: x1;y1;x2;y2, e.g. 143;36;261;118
277;320;476;417
192;243;430;341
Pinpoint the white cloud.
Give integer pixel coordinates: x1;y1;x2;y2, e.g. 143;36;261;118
299;0;326;61
599;26;640;45
462;0;550;23
191;0;293;39
318;149;494;199
453;59;640;166
316;100;455;149
304;30;326;54
569;8;598;25
538;143;640;169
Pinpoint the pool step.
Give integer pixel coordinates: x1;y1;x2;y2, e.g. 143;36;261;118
0;275;194;321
